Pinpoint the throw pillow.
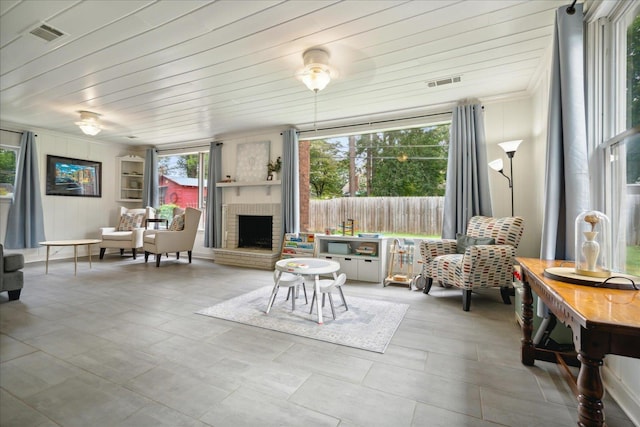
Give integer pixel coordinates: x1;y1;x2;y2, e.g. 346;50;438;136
169;214;185;231
117;212;145;231
456;233;495;254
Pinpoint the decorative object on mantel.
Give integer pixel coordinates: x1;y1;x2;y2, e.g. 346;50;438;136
267;156;281;180
236;141;270;182
221;175;234;183
575;210;611;278
196;286;408;353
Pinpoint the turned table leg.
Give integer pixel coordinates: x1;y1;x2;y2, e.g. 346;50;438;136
577;352;605;427
521;276;536;366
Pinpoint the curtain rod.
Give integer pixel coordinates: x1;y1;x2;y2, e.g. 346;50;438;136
157;142;220;154
295;111;452;135
0;128;39;137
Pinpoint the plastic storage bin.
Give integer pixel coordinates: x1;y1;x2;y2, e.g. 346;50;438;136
328;242;351;254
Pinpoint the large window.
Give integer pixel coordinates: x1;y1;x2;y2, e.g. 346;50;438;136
309;125;449;198
595;3;640;275
304;123;450;236
156;151;208;228
0;146;18;199
621;11;640;275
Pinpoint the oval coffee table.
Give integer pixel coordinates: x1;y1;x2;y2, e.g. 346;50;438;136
39;239;102;275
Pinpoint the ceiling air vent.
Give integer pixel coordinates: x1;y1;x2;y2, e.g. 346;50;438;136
29;23;64;42
426;75;461;88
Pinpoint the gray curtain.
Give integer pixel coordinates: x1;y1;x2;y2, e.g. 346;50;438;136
281;128;300;235
5;131;46;248
540;3;590;261
442;103;492;239
142;148;158;208
204;142;222;248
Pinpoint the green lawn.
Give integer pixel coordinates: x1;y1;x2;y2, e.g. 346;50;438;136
628;245;640;276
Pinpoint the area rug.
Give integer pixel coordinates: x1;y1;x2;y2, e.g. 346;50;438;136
196;286;409;353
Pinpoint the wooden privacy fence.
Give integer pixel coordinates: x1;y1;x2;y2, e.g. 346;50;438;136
309;197;444;236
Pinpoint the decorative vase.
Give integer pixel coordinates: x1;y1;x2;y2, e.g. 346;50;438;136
582;231;600;272
271;171;278;181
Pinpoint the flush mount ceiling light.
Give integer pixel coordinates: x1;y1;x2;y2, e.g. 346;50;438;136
301;48;333;92
75;111;102;136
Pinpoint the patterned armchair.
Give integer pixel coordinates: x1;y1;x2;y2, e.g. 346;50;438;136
419;216;524;311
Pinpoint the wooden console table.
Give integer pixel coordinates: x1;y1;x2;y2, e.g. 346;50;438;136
517;258;640;427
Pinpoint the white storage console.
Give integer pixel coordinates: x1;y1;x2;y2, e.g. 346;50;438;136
316;235;387;283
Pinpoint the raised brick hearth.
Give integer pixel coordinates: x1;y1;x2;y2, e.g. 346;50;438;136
212;203;281;270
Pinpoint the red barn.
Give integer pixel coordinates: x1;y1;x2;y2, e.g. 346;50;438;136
159;176;207;208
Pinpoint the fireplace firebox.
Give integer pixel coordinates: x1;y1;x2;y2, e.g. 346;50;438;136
238;215;273;249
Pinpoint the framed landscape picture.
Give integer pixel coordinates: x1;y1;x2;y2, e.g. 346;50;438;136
45;155;102;197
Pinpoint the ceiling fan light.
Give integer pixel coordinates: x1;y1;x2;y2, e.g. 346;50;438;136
75;111;102;136
301;48;332;92
302;67;331;92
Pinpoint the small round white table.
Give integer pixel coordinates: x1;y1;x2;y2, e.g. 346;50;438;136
272;257;341;324
39;239;102;276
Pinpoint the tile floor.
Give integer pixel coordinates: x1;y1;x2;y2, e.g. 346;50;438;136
0;255;635;427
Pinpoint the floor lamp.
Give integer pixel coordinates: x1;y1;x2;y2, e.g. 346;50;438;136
488;140;522;216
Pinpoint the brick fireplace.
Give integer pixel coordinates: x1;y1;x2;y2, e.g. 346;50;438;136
212;203;281;270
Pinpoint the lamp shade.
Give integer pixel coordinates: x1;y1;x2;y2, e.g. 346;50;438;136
488;158;504;172
75;111;102;136
498;140;522;155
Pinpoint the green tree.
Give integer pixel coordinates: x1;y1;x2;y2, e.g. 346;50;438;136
177;154;199;178
361;126;449;196
0;148;17;184
158;154;199;178
310;140;348;198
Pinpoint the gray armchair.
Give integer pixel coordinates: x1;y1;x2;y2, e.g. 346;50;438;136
1;244;24;301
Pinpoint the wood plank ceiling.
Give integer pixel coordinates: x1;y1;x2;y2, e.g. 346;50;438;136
0;0;569;147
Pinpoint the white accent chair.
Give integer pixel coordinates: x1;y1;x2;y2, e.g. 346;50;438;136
143;207;201;267
99;207;155;260
309;273;348;320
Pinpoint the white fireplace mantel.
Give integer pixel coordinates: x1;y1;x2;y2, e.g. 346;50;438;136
216;180;280;195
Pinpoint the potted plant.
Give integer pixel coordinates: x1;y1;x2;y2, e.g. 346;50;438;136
267;156;281;180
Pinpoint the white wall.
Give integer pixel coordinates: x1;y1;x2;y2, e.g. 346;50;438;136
483;95;547;258
0;121;146;263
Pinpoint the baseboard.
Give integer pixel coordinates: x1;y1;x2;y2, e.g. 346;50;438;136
603;364;640;426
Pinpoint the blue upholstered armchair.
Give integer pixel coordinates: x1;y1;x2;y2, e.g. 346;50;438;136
419;216;525;311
